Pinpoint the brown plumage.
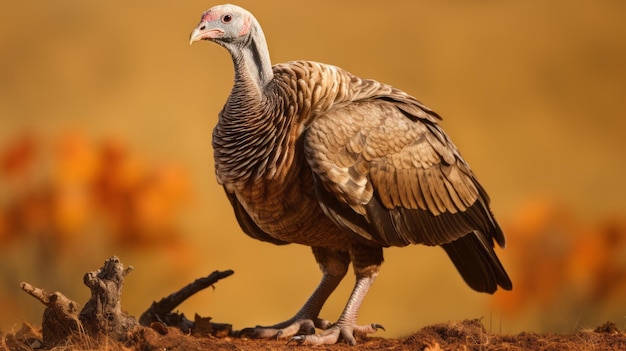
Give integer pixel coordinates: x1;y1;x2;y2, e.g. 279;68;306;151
190;4;511;345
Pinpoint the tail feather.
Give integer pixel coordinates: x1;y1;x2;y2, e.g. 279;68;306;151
442;232;512;293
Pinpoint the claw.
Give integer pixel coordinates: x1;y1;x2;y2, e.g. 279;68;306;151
237;327;254;337
287;335;305;345
299;319;316;335
373;323;385;331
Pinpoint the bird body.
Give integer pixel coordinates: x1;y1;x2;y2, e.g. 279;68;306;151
190;4;511;345
216;60;422;248
215;61;356;248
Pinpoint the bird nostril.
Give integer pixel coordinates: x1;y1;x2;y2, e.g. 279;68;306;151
199;25;206;30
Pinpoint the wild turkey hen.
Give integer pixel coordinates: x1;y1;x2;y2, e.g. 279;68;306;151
189;4;511;345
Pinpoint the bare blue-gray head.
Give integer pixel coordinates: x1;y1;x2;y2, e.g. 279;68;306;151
189;4;273;89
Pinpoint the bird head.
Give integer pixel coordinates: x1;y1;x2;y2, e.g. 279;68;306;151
189;4;253;46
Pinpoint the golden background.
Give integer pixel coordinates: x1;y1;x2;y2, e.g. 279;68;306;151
1;0;625;337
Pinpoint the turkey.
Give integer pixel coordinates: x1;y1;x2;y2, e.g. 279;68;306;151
189;4;512;345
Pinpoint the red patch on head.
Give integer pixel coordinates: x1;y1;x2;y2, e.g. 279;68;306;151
201;10;220;23
238;15;251;36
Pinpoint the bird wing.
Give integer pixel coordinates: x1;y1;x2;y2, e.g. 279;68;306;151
304;86;511;292
304;90;499;246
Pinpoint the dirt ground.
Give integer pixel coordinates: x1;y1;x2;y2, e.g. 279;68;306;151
4;319;626;351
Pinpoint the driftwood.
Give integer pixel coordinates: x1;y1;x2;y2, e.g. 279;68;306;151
79;256;137;341
20;256;136;347
19;255;234;348
19;282;81;347
139;269;234;335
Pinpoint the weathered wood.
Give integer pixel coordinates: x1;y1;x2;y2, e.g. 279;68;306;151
19;256;234;347
78;256;138;342
20;256;138;347
139;269;234;331
19;282;81;347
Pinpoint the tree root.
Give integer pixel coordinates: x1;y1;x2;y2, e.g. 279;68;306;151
139;269;234;335
19;255;233;348
79;256;137;342
19;282;82;347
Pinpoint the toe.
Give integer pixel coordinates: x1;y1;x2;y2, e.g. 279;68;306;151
286;322;383;345
238;318;318;340
238;326;280;339
339;327;357;345
314;317;333;330
353;322;385;335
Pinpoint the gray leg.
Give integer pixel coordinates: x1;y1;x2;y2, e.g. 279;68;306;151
240;247;349;339
290;245;385;345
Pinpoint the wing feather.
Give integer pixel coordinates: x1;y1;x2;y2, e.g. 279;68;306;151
302;73;511;291
418;168;439;215
442;167;467;212
304;96;493;246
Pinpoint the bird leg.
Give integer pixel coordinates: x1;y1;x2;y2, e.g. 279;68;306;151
289;245;384;345
239;248;349;339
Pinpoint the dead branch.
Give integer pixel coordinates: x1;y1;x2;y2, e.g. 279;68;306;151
19;256;234;348
139;269;234;329
20;256;137;347
19;282;81;347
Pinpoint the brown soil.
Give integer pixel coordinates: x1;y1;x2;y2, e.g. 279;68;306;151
4;319;626;351
6;257;626;350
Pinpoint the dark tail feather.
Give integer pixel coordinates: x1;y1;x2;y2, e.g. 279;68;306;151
441;232;512;293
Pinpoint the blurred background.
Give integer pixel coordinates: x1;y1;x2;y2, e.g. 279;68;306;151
1;0;626;337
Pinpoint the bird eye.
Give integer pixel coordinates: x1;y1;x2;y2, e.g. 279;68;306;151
222;14;233;23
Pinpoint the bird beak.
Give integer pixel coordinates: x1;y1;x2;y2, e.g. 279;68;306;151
189;22;224;45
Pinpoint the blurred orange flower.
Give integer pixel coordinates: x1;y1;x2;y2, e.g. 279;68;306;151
0;131;191;248
491;198;626;330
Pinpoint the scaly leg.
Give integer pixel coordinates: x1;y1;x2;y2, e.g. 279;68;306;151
289;245;385;345
239;247;349;339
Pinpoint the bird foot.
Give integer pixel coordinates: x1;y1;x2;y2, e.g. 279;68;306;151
238;317;332;340
288;323;384;345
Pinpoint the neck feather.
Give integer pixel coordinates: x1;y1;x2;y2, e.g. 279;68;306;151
230;21;273;95
216;21;293;185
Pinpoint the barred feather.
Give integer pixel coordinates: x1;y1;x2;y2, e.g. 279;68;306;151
196;4;511;293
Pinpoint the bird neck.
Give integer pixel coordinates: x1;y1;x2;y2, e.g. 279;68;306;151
216;24;283;186
230;22;273;97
